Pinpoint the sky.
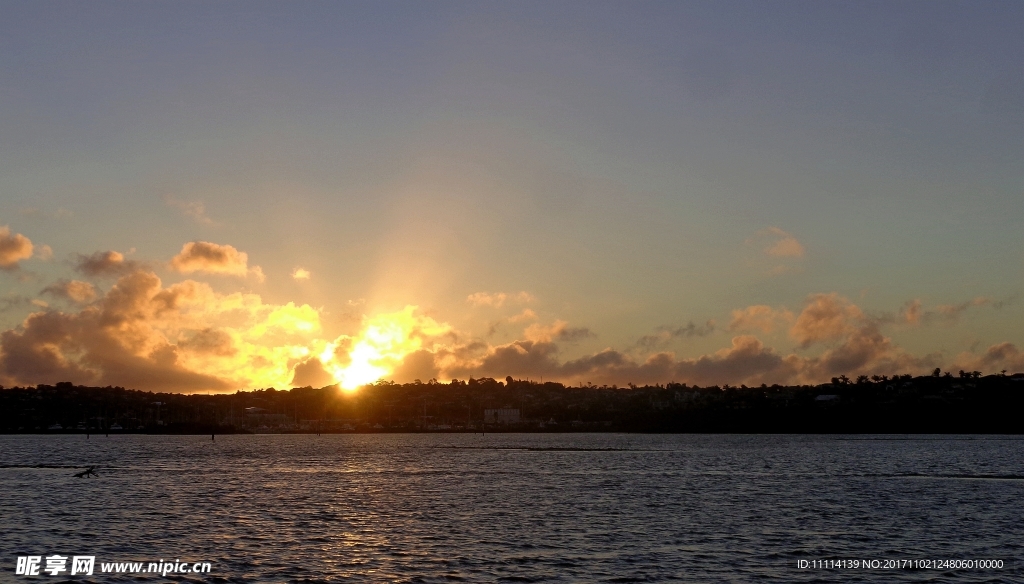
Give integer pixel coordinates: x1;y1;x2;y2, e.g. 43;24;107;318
1;1;1023;392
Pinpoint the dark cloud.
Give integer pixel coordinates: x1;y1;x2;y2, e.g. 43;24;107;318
290;358;334;388
0;295;32;313
442;335;795;388
523;320;595;343
170;241;260;279
557;326;595;342
75;251;138;277
636;320;715;349
898;296;1013;326
955;343;1024;375
433;292;972;387
42;280;97;304
390;349;442;383
178;328;237;357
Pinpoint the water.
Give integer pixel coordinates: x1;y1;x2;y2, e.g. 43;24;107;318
1;434;1022;582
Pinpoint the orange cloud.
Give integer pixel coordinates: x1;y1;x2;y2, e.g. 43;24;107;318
762;227;805;258
0;269;322;392
900;296;1004;326
170;241;263;280
728;305;793;333
292;292;957;387
0;226;34;270
42;280;98;304
467;291;534;308
953;343;1024;375
524;320;594;343
165;197;218;226
508;308;538;323
291;267;311;280
790;293;864;347
901;299;923;324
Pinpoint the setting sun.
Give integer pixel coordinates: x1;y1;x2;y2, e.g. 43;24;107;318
321;306;451;391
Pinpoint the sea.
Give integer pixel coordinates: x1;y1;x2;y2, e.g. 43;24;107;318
1;434;1021;582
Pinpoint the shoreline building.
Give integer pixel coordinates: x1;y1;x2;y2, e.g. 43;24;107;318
484;408;521;425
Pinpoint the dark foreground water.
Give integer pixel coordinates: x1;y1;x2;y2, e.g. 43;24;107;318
1;434;1022;583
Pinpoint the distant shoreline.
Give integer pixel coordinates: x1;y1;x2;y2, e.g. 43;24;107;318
4;372;1024;435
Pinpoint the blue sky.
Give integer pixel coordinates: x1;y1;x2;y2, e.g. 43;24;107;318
1;1;1022;391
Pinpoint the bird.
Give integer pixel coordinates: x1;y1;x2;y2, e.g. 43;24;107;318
73;466;98;478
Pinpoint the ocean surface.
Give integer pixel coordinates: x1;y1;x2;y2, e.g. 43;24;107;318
1;434;1022;583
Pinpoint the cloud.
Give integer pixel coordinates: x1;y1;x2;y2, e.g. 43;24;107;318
290;357;335;388
361;292;959;387
444;339;563;381
747;227;805;275
42;280;98;304
440;335;798;388
165;197;218;226
316;306;453;389
467;291;534;308
936;297;993;319
790;293;865;347
292;267;311;280
729;305;793;333
485;308;539;337
75;251;139;277
0;226;34;270
524;320;595;343
899;296;1010;326
900;299;924;325
784;293;937;379
0;269;324;392
432;292;945;387
508;308;537;323
390;349;442;383
0;295;32;313
637;320;716;348
19;207;73;219
761;227;805;258
953;343;1024;375
170;241;263;280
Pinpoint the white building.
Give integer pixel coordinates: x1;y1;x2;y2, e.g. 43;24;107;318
484;408;520;424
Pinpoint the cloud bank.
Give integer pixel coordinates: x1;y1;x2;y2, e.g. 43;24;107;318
0;269;321;392
1;230;1020;391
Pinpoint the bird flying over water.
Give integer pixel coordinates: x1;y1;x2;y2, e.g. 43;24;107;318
73;466;98;478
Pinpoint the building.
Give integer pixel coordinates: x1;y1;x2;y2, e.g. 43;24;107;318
484;408;520;424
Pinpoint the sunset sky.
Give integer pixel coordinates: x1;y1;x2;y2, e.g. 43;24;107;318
2;1;1023;392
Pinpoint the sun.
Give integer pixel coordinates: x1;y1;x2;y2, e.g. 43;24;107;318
320;306;450;391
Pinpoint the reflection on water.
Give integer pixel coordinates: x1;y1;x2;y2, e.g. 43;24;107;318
1;434;1022;582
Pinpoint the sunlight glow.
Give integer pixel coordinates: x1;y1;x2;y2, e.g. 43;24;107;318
321;306;450;391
